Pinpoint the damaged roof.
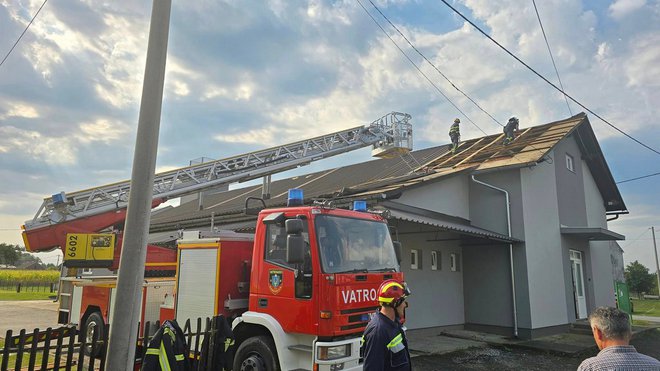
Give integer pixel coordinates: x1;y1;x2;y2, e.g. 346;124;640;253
149;112;626;232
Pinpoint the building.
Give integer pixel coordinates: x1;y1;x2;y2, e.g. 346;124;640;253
150;112;626;339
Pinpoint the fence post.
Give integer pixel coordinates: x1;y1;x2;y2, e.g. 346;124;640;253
99;324;110;371
28;327;40;370
40;327;54;371
15;329;27;370
1;329;12;370
53;328;66;369
65;325;76;369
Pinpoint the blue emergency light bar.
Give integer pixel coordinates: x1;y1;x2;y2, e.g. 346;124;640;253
287;188;304;207
52;192;67;205
353;200;367;212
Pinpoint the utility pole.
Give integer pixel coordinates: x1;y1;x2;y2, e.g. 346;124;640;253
105;1;171;369
652;226;660;297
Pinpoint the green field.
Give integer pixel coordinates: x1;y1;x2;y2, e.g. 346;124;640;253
0;289;55;301
0;269;59;283
632;298;660;317
0;270;59;301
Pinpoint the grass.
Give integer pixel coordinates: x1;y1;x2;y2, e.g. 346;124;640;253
0;289;55;301
631;298;660;317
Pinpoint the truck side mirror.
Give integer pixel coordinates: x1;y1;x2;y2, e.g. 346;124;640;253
285;219;304;234
286;219;305;264
393;241;402;265
287;235;304;264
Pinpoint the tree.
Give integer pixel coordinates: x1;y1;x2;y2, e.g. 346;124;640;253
0;243;22;266
625;260;656;299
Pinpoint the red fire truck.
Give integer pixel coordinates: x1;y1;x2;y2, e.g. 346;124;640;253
21;112;413;369
173;192;404;370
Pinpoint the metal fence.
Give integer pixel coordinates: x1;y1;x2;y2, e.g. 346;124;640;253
0;281;56;293
0;316;228;371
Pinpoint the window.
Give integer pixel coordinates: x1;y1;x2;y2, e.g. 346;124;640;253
431;251;441;271
264;220;312;299
315;215;398;274
450;253;461;272
411;249;421;270
566;153;575;172
264;222;310;269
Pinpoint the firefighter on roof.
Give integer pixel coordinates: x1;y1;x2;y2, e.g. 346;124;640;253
361;279;412;371
503;116;520;145
449;118;461;153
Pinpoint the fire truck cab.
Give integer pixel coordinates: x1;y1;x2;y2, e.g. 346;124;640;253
174;192;404;370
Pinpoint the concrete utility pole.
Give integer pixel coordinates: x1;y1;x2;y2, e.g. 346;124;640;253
106;1;171;369
652;226;660;297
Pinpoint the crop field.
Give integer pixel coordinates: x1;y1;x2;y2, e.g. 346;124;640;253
0;270;59;283
0;270;59;301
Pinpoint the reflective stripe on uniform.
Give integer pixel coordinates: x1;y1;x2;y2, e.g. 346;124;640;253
225;338;235;351
386;333;405;353
159;342;172;371
175;354;185;361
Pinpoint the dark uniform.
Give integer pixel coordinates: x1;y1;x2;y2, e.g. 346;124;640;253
361;312;411;371
503;117;519;145
449;122;460;152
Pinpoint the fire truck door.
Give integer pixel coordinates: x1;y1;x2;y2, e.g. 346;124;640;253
261;223;315;333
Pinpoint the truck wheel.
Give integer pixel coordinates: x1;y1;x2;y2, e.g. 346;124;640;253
233;336;280;371
83;312;105;357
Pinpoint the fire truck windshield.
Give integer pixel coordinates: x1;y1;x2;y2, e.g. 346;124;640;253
315;215;399;274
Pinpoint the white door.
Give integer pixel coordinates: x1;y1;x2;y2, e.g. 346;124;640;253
570;250;587;319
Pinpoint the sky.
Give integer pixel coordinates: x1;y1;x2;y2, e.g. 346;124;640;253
0;0;658;269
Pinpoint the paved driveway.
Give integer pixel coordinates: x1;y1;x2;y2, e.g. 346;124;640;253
0;300;60;337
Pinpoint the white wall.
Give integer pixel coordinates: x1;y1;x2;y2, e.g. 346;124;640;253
583;159;616;307
520;158;569;328
397;175;470;220
396;222;465;329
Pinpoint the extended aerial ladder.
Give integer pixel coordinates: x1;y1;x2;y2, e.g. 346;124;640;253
22;112;413;255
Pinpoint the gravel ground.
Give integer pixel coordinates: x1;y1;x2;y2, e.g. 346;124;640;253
412;329;660;370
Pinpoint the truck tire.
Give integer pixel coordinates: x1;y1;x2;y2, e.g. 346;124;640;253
233;335;280;371
83;312;105;357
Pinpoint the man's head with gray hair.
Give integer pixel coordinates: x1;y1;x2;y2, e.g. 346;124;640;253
588;306;631;344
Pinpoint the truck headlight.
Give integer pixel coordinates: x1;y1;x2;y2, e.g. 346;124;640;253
318;344;350;360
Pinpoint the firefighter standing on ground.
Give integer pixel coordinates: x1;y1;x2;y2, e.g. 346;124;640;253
449;118;461;153
362;279;412;371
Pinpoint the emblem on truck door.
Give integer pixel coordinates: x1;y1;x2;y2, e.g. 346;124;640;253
269;270;283;294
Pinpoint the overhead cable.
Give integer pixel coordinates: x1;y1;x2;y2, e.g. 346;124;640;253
0;0;48;69
616;171;660;184
438;0;660;157
366;0;503;128
356;0;488;136
531;0;572;116
622;228;650;250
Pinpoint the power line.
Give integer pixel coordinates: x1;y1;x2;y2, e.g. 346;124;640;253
438;0;660;157
0;0;48;69
622;228;650;250
616;171;660;184
366;0;503;128
360;1;554;163
531;0;572;116
356;0;488;136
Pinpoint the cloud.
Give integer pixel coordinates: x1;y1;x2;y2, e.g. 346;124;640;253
2;102;40;119
0;126;77;165
75;119;131;144
609;0;647;19
214;127;277;145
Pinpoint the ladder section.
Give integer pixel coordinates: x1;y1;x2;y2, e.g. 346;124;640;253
25;112;413;230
